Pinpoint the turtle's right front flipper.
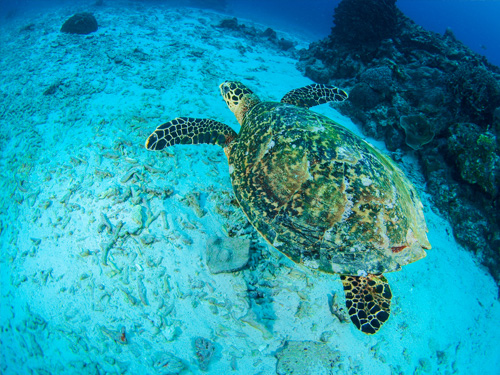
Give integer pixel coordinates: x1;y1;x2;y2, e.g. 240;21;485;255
145;117;237;151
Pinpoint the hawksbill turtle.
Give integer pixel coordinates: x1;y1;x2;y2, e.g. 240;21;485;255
145;81;431;334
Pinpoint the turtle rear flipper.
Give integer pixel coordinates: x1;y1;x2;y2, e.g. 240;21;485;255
145;117;237;151
340;274;392;334
280;84;348;109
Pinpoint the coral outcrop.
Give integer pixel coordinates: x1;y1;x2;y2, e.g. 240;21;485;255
400;114;435;150
193;337;216;371
447;123;499;198
298;0;500;282
61;12;98;35
216;17;296;52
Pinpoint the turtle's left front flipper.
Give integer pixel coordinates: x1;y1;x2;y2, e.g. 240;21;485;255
145;117;237;151
340;274;392;334
281;84;348;109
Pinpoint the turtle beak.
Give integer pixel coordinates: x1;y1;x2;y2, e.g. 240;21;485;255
145;132;158;150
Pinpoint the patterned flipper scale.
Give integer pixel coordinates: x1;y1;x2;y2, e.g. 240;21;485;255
280;84;348;109
340;274;392;334
145;117;237;150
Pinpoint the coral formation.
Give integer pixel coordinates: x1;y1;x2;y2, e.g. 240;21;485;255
151;352;185;375
400;114;435;150
447;123;499;198
193;337;215;371
359;66;394;95
447;65;500;127
298;0;500;282
60;12;98;35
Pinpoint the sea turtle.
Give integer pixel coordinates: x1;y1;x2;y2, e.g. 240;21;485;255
145;81;431;334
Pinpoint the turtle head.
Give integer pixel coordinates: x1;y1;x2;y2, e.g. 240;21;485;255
220;81;260;125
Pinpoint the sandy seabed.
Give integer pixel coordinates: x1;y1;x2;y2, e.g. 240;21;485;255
0;1;499;374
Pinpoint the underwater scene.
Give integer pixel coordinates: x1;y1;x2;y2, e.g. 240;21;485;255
0;0;499;374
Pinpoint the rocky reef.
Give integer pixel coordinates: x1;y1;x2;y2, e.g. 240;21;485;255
216;17;296;52
298;0;500;283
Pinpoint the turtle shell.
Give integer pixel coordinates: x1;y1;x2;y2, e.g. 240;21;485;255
227;102;431;275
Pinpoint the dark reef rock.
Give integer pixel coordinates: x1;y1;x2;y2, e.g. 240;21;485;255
348;82;383;110
43;81;62;96
20;23;35;32
61;13;98;35
298;0;500;283
262;27;278;41
218;17;238;30
359;66;394;96
216;17;296;55
278;38;294;51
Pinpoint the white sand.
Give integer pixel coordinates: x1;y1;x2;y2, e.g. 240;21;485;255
0;1;499;374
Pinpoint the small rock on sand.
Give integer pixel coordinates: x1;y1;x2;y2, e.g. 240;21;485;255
206;237;251;274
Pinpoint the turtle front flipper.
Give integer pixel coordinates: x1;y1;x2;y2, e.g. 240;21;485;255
340;274;392;334
281;84;348;108
145;117;237;151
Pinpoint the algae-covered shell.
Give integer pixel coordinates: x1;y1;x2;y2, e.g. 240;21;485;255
227;102;431;275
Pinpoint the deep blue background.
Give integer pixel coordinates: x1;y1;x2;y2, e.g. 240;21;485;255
1;0;499;67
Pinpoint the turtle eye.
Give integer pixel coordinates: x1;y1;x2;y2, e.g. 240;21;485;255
222;85;230;95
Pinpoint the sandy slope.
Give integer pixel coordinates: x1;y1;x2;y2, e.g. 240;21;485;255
0;1;499;374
